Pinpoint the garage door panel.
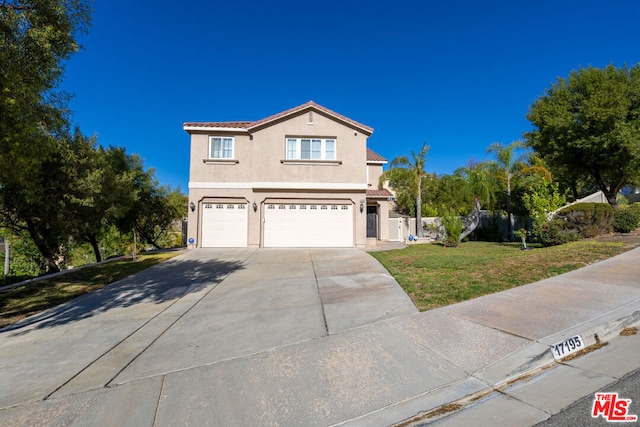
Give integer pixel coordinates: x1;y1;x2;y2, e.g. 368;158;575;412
264;203;353;247
201;203;248;247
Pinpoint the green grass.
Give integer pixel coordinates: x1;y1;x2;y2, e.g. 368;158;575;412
0;251;182;328
370;240;633;311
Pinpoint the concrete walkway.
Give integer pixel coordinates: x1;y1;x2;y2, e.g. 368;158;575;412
0;246;639;426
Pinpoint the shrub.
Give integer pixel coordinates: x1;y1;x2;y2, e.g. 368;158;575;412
538;219;581;246
614;203;640;233
537;202;614;246
555;203;615;237
441;210;463;247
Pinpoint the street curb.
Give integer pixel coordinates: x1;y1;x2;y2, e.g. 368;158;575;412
338;301;640;426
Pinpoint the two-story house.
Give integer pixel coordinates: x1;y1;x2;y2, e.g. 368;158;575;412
184;101;393;248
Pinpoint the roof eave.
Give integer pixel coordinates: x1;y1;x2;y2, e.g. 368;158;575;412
183;125;250;133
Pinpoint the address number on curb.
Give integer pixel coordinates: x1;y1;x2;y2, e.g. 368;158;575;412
551;335;584;360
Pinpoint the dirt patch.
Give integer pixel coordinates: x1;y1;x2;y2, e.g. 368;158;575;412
592;230;640;247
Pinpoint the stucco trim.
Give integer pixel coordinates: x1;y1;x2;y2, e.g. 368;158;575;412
189;182;253;189
280;159;342;166
188;181;368;190
252;182;368;190
203;159;239;165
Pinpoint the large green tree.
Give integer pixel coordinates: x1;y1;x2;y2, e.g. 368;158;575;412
1;0;93;169
381;143;431;237
526;64;640;206
0;135;78;272
1;0;92;272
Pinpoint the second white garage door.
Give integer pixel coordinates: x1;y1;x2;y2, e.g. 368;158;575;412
201;203;248;247
263;203;353;247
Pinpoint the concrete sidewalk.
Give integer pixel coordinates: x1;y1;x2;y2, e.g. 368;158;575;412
0;246;639;426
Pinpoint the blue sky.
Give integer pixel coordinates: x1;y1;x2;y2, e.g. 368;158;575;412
62;0;640;191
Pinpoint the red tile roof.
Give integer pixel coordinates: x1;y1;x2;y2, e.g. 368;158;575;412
183;101;373;135
183;121;252;129
366;189;394;198
367;148;387;162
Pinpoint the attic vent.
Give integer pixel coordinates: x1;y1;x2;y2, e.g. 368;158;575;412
308;111;314;124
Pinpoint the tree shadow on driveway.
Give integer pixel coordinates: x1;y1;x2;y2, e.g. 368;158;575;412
1;256;245;336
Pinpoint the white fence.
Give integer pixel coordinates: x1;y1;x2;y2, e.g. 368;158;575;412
389;212;530;242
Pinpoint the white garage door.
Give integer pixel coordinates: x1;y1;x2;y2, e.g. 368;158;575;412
201;203;248;247
263;203;353;247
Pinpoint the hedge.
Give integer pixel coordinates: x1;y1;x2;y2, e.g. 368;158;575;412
539;202;614;246
614;203;640;233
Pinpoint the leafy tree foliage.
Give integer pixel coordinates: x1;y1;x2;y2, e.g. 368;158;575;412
422;174;472;217
0;135;78;272
133;184;187;250
1;0;92;272
455;161;495;240
1;1;185;274
0;229;47;279
526;64;640;206
522;180;567;238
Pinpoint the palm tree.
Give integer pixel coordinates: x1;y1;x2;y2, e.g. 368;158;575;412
456;161;494;240
486;141;526;241
381;143;431;237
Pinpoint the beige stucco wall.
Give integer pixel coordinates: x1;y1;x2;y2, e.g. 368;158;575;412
186;108;372;248
188;110;368;186
251;112;367;184
367;163;384;188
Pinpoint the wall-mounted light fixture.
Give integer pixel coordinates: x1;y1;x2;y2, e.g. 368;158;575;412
253;201;258;212
189;201;195;212
359;200;365;213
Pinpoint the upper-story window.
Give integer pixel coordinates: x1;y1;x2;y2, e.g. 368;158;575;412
209;137;234;159
286;138;336;160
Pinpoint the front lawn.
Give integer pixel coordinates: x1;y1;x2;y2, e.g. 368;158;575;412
0;251;182;328
370;240;634;311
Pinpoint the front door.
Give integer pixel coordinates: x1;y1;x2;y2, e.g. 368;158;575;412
366;205;378;238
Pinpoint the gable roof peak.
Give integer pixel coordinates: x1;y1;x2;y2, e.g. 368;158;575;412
246;101;373;135
183;101;373;135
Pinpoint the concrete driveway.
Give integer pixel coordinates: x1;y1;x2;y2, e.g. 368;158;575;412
2;247;640;426
0;248;417;416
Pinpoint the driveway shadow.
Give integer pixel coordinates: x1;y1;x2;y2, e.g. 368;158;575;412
1;256;244;335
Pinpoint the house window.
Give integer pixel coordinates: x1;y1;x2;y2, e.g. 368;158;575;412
209;137;234;159
285;138;336;160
